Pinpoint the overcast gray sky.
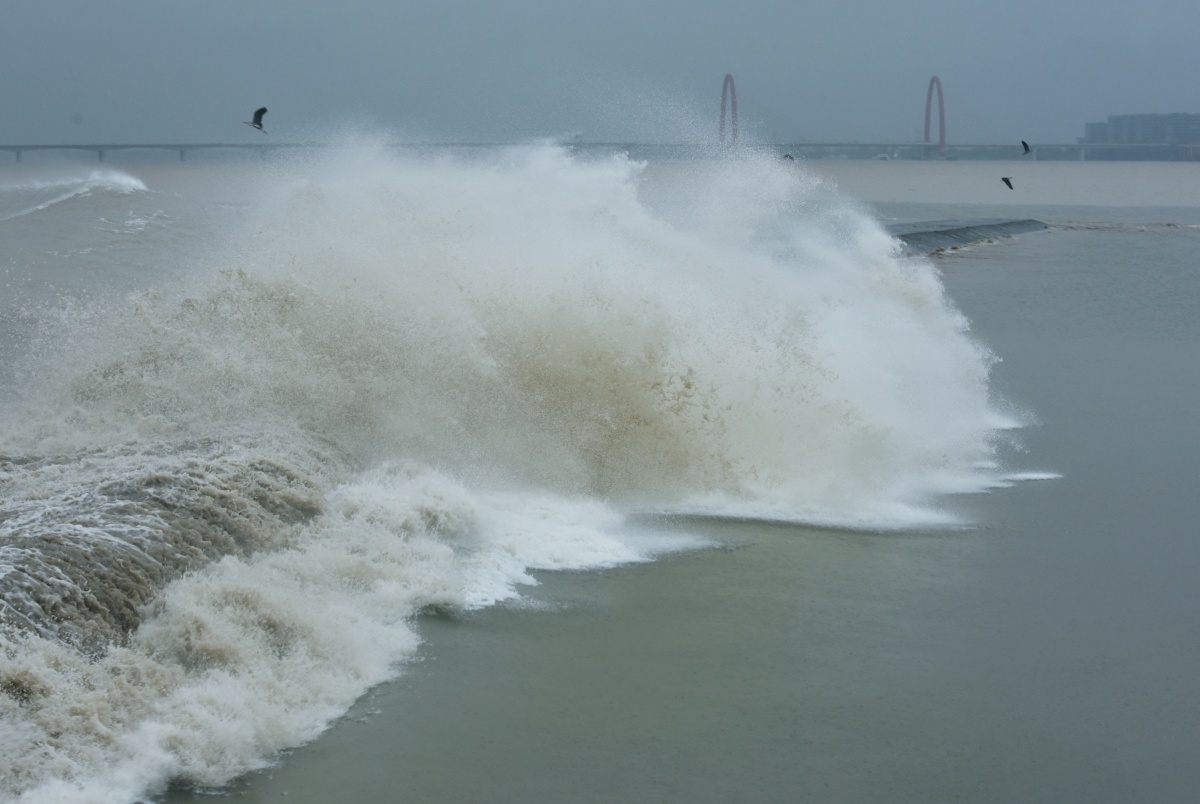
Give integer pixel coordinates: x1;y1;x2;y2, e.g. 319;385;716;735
2;0;1196;146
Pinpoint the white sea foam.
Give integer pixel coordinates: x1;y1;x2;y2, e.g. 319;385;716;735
0;141;1012;801
0;169;147;222
1;462;707;802
1000;471;1063;483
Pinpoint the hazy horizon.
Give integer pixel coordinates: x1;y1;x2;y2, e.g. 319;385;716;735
2;0;1197;147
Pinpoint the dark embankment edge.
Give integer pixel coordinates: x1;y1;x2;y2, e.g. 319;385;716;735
890;219;1048;255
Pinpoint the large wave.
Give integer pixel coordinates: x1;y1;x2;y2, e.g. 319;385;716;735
0;169;147;222
0;142;1005;801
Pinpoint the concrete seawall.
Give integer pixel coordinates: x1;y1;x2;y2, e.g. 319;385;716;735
890;219;1048;255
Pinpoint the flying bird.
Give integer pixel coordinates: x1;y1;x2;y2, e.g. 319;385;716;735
1001;177;1014;189
1021;140;1031;155
244;107;268;133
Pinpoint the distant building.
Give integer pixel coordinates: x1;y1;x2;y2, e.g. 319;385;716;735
1083;113;1200;144
1083;122;1109;143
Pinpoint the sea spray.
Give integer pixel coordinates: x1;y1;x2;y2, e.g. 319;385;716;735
1;142;1003;801
0;169;147;222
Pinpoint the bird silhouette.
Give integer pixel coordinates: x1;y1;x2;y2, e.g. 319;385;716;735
244;107;268;133
1001;177;1014;189
1021;140;1031;155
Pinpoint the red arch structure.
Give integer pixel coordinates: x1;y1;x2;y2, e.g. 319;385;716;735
924;76;946;157
719;74;738;145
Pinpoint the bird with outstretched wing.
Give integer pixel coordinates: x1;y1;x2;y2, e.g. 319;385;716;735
245;107;268;133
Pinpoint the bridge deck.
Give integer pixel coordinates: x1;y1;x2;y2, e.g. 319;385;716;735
0;142;1193;162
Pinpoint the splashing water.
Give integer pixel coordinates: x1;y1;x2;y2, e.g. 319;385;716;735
0;169;147;222
0;142;1006;801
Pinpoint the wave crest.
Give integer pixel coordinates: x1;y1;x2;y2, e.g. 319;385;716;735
0;169;147;222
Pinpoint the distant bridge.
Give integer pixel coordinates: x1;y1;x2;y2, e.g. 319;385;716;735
771;141;1199;161
1;141;1195;163
0;143;318;162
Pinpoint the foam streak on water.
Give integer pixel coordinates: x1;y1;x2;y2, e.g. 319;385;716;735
0;143;1004;801
0;170;147;222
